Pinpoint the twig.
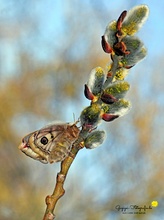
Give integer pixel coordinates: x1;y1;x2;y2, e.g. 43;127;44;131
43;135;85;220
103;54;119;88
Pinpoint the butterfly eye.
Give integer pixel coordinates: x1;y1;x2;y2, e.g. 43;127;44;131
40;136;48;145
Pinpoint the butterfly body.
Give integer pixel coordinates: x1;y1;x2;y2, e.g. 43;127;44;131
19;123;80;164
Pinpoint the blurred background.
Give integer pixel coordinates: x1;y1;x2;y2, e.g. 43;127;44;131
0;0;164;219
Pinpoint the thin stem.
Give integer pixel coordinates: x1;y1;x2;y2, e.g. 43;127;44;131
42;135;85;220
103;55;119;88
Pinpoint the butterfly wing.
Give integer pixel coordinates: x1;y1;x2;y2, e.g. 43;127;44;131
19;123;80;164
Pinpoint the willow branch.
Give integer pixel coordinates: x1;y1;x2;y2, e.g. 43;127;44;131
103;54;119;88
43;135;84;220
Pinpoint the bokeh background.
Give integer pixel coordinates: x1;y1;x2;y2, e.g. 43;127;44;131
0;0;163;219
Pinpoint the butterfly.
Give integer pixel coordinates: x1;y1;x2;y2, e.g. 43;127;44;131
18;123;80;164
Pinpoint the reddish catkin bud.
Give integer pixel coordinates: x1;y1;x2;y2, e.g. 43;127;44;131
84;84;94;100
113;41;130;56
116;10;127;37
101;93;117;104
101;35;113;53
102;113;119;122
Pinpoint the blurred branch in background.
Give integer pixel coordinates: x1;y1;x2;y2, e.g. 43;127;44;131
0;0;164;220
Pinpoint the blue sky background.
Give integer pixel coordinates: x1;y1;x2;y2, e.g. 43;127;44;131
1;0;164;109
0;0;164;76
0;0;164;119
